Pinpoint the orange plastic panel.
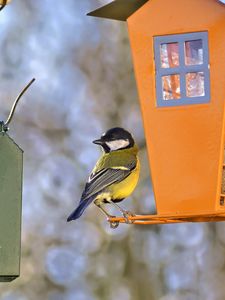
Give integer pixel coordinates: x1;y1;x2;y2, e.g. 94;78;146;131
127;0;225;215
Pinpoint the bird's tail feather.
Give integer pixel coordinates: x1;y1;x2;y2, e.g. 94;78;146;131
67;196;95;222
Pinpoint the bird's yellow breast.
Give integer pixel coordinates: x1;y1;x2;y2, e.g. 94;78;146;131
108;157;140;200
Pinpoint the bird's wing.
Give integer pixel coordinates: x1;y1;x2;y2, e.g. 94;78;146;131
80;160;136;202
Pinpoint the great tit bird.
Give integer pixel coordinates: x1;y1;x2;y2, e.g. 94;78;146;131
67;127;140;227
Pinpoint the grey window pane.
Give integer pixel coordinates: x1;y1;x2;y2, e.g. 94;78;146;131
160;43;179;68
162;74;181;100
186;72;205;97
185;40;203;65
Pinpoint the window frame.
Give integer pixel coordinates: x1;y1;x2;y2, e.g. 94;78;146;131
154;32;210;107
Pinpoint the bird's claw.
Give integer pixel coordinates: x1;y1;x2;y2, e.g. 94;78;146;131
110;221;120;229
123;211;135;224
107;216;120;229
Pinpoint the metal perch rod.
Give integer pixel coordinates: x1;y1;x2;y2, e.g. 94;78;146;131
108;211;225;225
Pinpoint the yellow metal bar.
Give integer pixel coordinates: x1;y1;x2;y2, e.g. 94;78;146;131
0;0;10;3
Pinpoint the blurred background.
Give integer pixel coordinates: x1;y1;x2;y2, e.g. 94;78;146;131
0;1;225;299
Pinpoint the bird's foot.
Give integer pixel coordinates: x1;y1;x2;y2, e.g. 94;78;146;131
107;216;120;229
123;211;136;224
110;221;120;229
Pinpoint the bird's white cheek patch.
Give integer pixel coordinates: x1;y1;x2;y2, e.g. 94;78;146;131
106;139;129;151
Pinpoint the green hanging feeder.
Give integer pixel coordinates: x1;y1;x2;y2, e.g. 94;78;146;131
0;79;35;282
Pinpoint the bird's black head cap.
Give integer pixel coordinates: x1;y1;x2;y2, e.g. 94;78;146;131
102;127;134;142
93;127;134;152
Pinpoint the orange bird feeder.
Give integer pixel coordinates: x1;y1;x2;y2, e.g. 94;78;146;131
88;0;225;225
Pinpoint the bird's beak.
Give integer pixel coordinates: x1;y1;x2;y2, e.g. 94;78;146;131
92;139;104;145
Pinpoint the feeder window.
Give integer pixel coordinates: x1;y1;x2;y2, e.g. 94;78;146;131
160;43;179;68
162;74;180;100
185;40;203;65
154;32;210;107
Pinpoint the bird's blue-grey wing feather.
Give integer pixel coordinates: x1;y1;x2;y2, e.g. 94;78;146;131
80;160;136;202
